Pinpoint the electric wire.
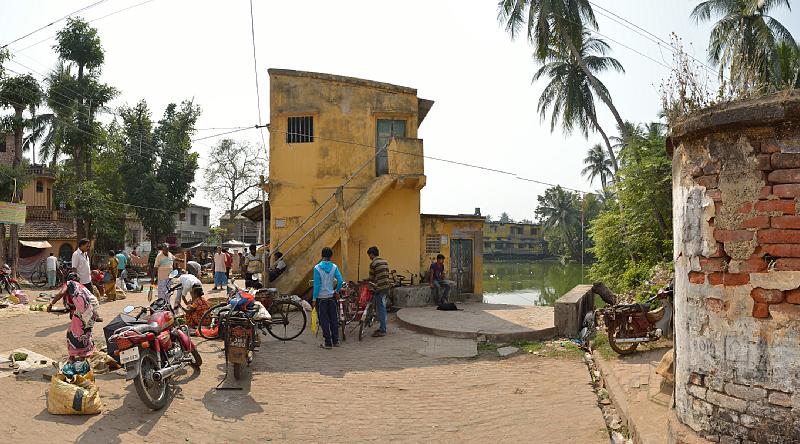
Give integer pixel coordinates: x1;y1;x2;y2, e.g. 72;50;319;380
1;0;110;49
248;0;267;152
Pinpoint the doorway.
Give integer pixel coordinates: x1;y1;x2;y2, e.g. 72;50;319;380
376;119;406;176
450;239;474;293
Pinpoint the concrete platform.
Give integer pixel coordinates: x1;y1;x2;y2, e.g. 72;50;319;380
396;302;557;342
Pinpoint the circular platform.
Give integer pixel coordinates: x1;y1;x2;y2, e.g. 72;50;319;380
396;302;557;342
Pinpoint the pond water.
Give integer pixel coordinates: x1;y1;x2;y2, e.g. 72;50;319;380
482;260;589;307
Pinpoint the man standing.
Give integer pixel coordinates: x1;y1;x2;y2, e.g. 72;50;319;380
223;248;233;280
71;239;101;321
115;250;127;292
367;246;392;337
46;252;58;289
153;244;175;300
429;254;451;306
244;244;265;289
313;247;343;349
213;246;228;290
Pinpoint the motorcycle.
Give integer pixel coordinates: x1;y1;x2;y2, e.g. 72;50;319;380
108;298;202;410
594;281;674;355
1;264;21;295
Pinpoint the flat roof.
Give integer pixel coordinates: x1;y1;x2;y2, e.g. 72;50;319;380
486;221;542;227
268;68;417;95
421;213;486;221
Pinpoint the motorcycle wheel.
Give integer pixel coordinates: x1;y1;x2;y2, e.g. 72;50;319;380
233;363;242;380
607;322;639;355
133;349;170;410
190;349;202;369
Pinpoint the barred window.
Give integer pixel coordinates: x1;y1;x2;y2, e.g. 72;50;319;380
287;116;314;143
425;235;440;254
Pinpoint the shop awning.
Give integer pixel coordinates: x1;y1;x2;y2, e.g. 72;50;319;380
20;240;52;249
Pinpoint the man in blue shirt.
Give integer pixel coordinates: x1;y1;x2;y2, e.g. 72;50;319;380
313;247;343;349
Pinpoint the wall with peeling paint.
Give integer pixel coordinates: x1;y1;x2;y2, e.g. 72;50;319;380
671;92;800;443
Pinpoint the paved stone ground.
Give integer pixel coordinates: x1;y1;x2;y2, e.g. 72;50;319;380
0;284;608;443
594;346;673;444
396;302;556;341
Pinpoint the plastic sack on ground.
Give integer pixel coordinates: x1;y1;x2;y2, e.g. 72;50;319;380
47;373;101;415
311;307;318;335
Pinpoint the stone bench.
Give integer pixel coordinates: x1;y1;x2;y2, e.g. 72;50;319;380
553;284;594;338
392;280;460;307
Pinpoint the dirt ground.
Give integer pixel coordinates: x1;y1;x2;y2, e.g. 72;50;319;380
0;283;609;443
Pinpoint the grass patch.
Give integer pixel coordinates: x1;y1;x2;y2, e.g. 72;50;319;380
477;343;498;352
511;339;584;359
591;333;617;360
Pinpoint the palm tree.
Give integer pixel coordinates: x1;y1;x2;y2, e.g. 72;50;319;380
533;33;624;173
535;186;581;259
691;0;796;91
772;39;800;88
582;143;612;188
498;0;627;138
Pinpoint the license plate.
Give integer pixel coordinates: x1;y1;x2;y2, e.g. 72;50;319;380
120;347;140;364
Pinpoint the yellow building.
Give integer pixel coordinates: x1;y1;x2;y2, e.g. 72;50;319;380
420;214;484;295
266;69;482;295
483;222;548;259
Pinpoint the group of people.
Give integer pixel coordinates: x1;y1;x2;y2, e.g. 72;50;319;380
311;245;451;349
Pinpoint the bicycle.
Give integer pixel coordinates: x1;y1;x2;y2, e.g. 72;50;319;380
30;259;72;288
198;288;307;342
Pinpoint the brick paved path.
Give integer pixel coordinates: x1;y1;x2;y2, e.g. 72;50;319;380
0;287;608;443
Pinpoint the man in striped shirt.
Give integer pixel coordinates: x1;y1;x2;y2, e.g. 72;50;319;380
367;246;392;337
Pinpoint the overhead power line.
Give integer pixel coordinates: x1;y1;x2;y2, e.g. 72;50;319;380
1;0;110;49
248;0;267;152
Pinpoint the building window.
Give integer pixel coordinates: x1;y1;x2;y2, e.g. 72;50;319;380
530;227;539;236
287;116;314;143
179;212;186;222
203;215;209;227
376;119;406;176
425;235;440;254
36;181;44;192
190;213;197;225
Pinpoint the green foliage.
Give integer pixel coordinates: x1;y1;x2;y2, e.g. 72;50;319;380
0;164;31;202
582;143;612;189
0;74;43;114
119;100;200;248
207;226;228;246
498;212;514;223
589;122;673;293
535;186;600;262
54;18;105;73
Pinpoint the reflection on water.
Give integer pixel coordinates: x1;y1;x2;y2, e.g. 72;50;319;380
482;260;589;306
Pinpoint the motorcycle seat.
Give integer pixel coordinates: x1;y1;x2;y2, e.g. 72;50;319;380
132;322;162;334
646;306;665;323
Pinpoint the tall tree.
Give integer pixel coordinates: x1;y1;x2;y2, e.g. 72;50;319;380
691;0;797;91
119;100;200;251
531;33;623;174
0;73;42;276
498;0;627;140
535;186;582;260
582;143;612;189
202;139;266;232
499;212;514;223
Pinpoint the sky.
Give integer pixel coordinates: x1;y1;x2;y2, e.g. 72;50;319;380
2;0;797;223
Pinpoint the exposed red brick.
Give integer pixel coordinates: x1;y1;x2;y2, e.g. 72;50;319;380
734;202;753;214
700;257;727;272
754;199;796;214
696;175;719;189
774;258;800;271
762;244;800;257
762;140;780;153
708;272;750;286
734;257;768;273
785;289;800;304
756;154;772;170
751;288;785;304
714;230;755;243
715;202;722;215
690;165;704;177
771;216;800;229
772;184;800;198
741;215;770;229
706;298;728;314
706;188;722;201
708;242;727;258
771;153;800;169
689;372;705;386
752;302;771;318
759;186;773;199
768;169;800;184
688;272;706;284
758;229;800;244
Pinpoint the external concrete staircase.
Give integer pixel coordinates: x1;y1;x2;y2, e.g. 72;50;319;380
270;174;397;295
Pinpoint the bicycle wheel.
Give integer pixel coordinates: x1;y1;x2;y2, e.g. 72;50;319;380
358;302;373;341
30;269;48;288
198;303;230;339
338;301;347;342
266;299;307;341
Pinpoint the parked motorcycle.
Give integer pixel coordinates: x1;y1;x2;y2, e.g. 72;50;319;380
108;298;202;410
594;281;674;355
0;264;21;295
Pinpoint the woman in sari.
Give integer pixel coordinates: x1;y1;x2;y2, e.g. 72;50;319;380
64;281;96;360
105;251;119;301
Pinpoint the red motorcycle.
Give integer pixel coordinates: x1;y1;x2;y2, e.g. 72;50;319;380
1;264;21;295
109;298;202;410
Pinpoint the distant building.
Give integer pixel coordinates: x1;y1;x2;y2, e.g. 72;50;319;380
125;203;210;254
483;221;548;259
219;210;259;245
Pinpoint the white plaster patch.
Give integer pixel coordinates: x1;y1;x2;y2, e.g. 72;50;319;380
749;271;800;290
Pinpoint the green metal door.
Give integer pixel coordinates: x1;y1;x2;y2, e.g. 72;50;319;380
450;239;474;293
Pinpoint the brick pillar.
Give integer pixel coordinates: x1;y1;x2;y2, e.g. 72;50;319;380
670;92;800;443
